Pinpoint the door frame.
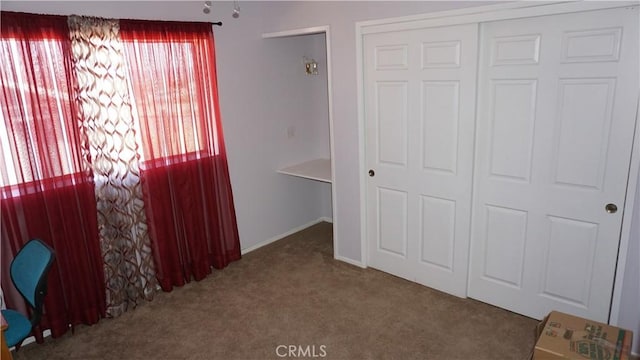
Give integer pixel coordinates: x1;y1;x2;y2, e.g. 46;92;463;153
356;0;640;324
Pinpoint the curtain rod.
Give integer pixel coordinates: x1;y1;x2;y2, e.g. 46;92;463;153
210;21;222;26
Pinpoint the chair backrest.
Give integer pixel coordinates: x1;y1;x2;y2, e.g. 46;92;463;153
9;239;56;326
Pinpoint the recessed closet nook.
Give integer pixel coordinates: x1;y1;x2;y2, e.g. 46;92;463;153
359;2;639;324
263;27;336;251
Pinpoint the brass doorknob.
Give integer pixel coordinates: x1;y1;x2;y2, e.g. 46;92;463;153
605;203;618;213
369;169;375;177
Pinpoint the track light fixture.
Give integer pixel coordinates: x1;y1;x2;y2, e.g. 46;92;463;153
232;1;240;18
202;1;211;14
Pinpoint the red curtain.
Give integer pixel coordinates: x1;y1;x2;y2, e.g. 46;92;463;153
119;20;241;291
0;12;106;341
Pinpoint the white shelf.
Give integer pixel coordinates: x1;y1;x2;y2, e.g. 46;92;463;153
277;158;332;183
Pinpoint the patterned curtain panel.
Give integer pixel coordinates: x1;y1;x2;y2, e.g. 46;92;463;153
67;15;157;317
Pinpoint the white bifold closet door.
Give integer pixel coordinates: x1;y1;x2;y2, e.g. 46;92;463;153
364;24;478;297
468;7;639;322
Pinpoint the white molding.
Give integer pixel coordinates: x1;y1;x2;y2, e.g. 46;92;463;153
241;217;330;255
356;1;557;30
335;255;366;269
356;0;640;324
262;26;329;39
610;97;640;325
355;21;368;269
15;329;52;349
324;27;339;267
357;1;637;35
318;216;333;224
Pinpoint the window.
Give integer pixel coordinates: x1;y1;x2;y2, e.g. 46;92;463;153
0;36;83;187
120;29;222;168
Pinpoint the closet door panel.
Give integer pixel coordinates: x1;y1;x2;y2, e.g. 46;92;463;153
365;23;478;297
487;79;537;182
421;81;459;174
469;6;639;322
376;81;409;167
413;24;477;298
552;78;615;190
365;31;414;282
419;195;456;271
482;205;528;288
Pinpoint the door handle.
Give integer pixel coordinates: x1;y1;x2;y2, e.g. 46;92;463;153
369;169;375;177
605;203;618;214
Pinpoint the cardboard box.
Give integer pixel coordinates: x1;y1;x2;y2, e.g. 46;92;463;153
533;311;633;360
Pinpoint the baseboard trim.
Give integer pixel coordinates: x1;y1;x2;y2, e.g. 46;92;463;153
14;329;52;350
241;217;330;255
318;216;333;224
334;255;366;269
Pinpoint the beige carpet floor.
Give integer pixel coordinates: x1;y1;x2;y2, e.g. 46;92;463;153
12;222;538;360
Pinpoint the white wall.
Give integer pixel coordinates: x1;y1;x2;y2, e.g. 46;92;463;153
3;1;638;341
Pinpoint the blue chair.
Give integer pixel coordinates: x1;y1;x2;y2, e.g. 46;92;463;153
1;239;55;348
